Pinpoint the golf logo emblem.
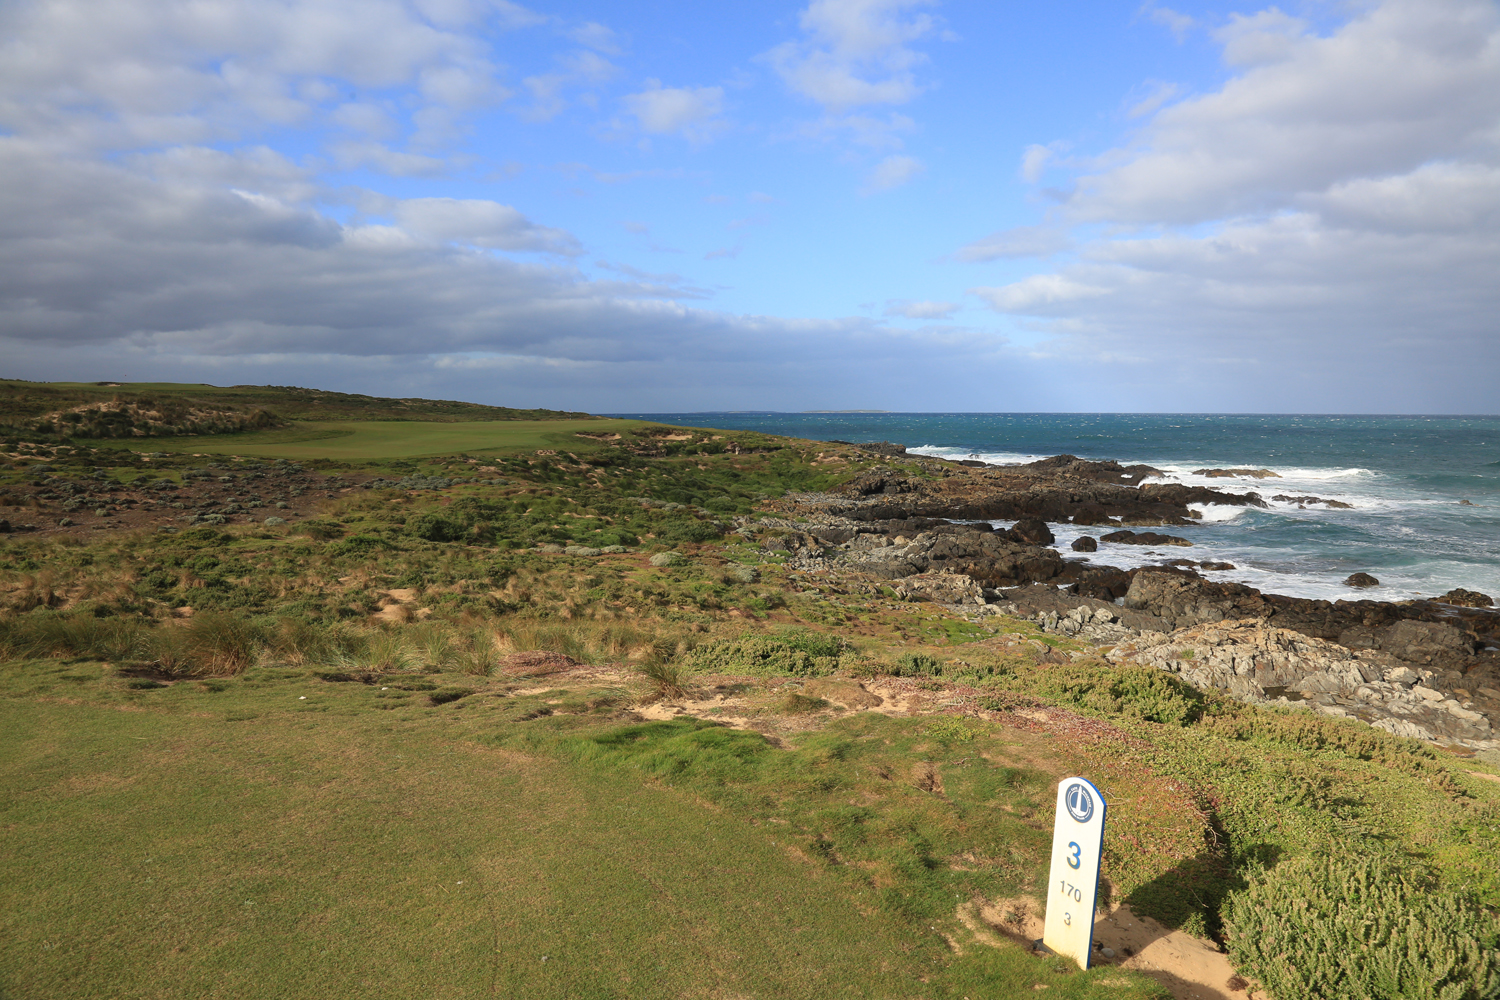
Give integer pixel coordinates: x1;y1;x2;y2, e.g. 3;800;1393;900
1064;782;1094;824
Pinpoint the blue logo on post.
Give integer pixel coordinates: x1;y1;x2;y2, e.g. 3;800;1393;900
1064;782;1094;823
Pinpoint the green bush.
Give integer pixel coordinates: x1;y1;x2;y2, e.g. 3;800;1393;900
1223;854;1500;1000
1031;664;1205;726
655;520;724;544
683;631;850;678
889;652;942;677
406;513;465;542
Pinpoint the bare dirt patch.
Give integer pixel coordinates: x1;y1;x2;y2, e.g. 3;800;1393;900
962;897;1261;1000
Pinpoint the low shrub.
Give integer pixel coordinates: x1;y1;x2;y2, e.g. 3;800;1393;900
1223;854;1500;1000
888;652;942;677
1031;664;1206;726
684;631;850;678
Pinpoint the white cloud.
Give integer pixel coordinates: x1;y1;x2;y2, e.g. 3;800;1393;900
1070;0;1500;225
862;153;924;192
970;275;1109;312
1019;143;1055;182
519;49;617;122
0;0;525;172
394;198;582;254
1213;8;1309;67
1125;80;1180;119
767;0;937;111
963;1;1500;409
1313;161;1500;233
954;225;1071;261
568;21;622;54
884;299;957;319
1141;4;1195;42
620;81;726;141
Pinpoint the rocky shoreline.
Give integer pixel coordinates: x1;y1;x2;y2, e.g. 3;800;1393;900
748;448;1500;750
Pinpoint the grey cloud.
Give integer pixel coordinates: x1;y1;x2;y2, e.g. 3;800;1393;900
954;225;1071;261
0;140;985;382
394;198;583;254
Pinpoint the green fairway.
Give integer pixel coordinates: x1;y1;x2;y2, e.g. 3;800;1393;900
96;418;652;460
0;663;1167;1000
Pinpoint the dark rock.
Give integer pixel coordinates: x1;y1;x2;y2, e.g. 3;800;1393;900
1382;619;1475;665
1200;561;1235;571
996;583;1167;632
1136;483;1268;509
843;471;921;497
1344;572;1380;588
1271;494;1354;509
1007;517;1054;546
1099;529;1192;547
1438;588;1494;608
1016;454;1165;485
1123;570;1270;629
856;441;907;457
839;530;1066;588
1072;536;1098;552
1070;504;1114;526
1057;564;1135;601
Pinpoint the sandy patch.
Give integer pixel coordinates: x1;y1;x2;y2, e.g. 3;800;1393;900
961;897;1262;1000
1466;770;1500;784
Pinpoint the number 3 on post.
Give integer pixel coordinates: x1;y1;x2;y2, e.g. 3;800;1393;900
1042;778;1107;969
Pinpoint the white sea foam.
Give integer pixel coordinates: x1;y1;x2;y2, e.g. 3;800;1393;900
907;445;1051;465
1188;505;1245;523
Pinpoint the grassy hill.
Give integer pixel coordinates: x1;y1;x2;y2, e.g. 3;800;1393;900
0;379;597;441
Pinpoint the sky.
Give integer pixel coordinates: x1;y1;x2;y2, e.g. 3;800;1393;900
1;0;1498;413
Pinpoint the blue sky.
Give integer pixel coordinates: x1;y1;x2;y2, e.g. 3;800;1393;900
2;0;1498;412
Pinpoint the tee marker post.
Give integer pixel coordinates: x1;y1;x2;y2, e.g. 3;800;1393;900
1041;776;1107;969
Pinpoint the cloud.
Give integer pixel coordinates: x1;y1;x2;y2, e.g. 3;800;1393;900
620;81;726;141
962;0;1500;409
1068;0;1500;226
954;225;1071;261
862;153;924;192
970;275;1108;312
567;21;623;54
0;0;523;164
519;49;618;122
393;198;583;254
1140;4;1195;42
1125;80;1180;119
883;299;957;319
767;0;937;111
792;110;918;150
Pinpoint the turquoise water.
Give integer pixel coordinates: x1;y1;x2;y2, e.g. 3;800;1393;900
612;413;1500;601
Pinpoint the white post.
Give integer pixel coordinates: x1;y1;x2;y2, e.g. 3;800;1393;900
1042;776;1107;969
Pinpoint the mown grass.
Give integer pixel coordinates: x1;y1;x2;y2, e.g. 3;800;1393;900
90;418;651;460
0;660;1172;1000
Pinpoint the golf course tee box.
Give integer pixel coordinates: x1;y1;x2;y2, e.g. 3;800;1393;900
1042;776;1107;969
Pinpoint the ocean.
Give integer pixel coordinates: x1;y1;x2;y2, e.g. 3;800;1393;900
609;413;1500;603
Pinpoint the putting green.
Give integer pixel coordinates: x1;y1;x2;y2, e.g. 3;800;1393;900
98;419;651;460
